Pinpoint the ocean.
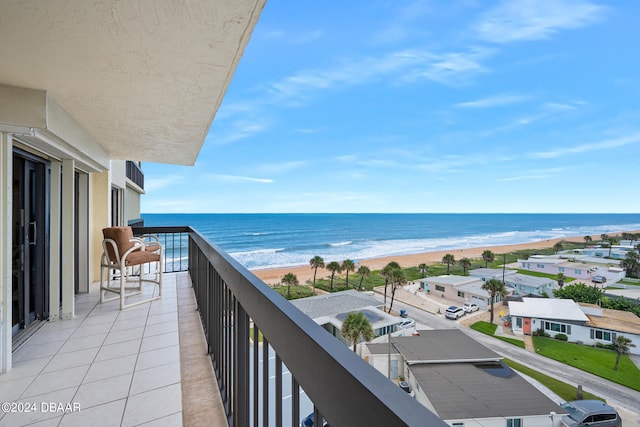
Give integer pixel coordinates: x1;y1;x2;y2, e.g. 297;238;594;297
141;213;640;271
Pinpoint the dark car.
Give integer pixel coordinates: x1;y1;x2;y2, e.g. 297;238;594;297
560;400;621;427
301;413;329;427
592;275;607;284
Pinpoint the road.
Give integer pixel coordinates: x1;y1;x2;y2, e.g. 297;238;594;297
381;296;640;424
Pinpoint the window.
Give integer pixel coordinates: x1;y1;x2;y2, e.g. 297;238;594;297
516;317;522;328
574;269;582;275
558;267;565;272
536;264;544;268
111;185;123;226
507;418;522;427
452;423;464;427
457;291;465;298
544;321;569;334
590;329;612;342
435;285;445;292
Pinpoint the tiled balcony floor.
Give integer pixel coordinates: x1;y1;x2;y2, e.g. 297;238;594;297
0;272;222;426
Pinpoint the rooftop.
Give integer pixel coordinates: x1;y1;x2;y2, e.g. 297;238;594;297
289;289;382;320
392;329;500;365
469;268;518;278
422;275;483;287
508;298;589;322
412;362;565;420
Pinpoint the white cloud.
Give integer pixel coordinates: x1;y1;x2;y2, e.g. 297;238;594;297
455;94;529;108
530;133;640;159
256;161;307;175
496;174;551;182
265;48;492;103
475;0;605;44
211;174;274;184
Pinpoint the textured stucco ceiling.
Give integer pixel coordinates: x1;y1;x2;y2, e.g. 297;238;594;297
0;0;265;165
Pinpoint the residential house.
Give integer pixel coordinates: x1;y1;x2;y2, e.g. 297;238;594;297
363;329;566;427
419;275;508;309
518;255;625;283
290;290;403;345
508;298;640;354
470;268;558;297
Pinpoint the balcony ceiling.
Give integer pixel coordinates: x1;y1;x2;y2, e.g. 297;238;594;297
0;0;265;165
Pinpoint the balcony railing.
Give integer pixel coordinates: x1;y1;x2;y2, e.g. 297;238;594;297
133;226;447;427
126;160;144;189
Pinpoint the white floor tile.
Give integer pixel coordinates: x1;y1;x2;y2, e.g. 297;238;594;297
135;346;180;372
130;361;180;396
94;339;142;362
121;383;182;426
59;334;107;354
103;327;145;346
72;372;133;409
58;398;126;427
83;354;137;384
140;332;179;353
21;364;90;398
137;411;182;426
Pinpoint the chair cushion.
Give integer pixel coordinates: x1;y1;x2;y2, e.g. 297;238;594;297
144;242;161;253
125;250;161;266
103;227;136;261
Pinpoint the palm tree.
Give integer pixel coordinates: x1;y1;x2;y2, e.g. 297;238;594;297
309;256;325;293
381;261;400;306
281;272;299;299
583;235;592;248
481;279;507;325
608;237;618;257
342;259;355;288
418;263;428;278
387;268;406;314
482;250;495;268
326;262;341;292
357;265;371;291
442;254;455;274
556;272;566;289
459;258;472;275
612;335;636;371
621;251;640;278
341;312;374;352
600;233;609;245
553;242;563;254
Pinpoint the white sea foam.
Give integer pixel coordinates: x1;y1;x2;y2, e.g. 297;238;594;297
329;241;352;247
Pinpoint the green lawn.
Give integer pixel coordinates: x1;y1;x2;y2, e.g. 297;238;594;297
471;321;526;348
273;285;315;300
503;358;603;402
533;337;640;391
515;269;576;282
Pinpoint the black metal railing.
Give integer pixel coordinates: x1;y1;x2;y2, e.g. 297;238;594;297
126;160;144;189
134;226;447;427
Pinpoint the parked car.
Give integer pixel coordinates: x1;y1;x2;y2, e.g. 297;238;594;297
462;302;479;313
445;306;465;320
398;318;415;329
560;400;621;427
301;413;329;427
592;275;607;284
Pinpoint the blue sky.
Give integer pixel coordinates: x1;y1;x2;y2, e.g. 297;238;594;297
142;0;640;214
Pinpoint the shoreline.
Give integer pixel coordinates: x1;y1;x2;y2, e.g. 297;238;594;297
251;231;638;285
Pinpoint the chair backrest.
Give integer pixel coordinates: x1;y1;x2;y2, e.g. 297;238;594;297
102;226;136;262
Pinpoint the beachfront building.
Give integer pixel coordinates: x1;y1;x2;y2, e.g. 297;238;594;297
363;329;566;426
290;290;404;345
419;275;508;309
0;3;444;426
469;268;558;297
508;298;640;354
518;255;626;283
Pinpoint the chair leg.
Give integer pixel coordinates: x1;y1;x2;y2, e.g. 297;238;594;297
120;267;126;310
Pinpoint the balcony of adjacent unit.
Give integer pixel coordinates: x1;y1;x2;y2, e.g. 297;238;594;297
0;226;446;427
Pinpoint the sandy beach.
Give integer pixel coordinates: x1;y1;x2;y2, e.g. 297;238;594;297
251;231;638;285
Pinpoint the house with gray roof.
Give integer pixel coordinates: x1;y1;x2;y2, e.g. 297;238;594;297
363;329;566;426
418;275;509;309
470;268;557;297
518;255;625;283
290;290;402;346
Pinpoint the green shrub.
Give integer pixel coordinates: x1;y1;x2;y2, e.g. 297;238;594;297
555;333;568;341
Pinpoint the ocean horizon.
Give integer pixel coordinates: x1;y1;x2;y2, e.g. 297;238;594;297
142;213;640;270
